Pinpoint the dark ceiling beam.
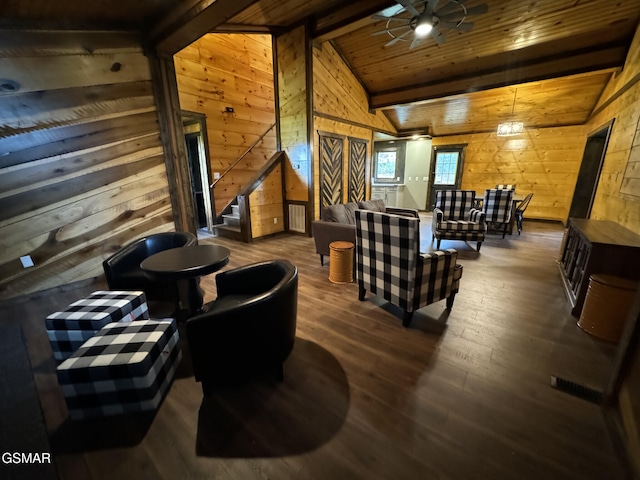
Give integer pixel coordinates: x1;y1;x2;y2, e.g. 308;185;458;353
149;0;260;57
371;44;627;109
312;0;395;43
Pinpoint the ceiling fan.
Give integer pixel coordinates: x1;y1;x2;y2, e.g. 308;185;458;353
372;0;488;49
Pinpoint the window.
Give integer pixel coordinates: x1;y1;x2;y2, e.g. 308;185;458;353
433;149;461;185
373;141;405;184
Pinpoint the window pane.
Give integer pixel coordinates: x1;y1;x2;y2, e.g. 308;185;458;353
434;151;459;185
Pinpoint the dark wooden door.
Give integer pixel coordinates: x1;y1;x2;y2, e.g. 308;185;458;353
320;134;344;210
427;145;464;210
568;121;613;221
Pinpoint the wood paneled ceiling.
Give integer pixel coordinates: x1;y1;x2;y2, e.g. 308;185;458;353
2;0;640;137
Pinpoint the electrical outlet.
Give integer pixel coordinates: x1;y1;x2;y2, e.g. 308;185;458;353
213;172;221;179
274;218;278;224
423;176;428;181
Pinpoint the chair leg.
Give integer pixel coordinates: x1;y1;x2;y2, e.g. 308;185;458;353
446;294;456;310
436;238;442;249
402;310;413;327
517;213;523;234
502;223;508;239
320;254;324;266
477;241;482;252
358;283;366;301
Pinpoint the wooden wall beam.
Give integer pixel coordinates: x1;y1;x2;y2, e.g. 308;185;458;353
148;54;197;234
149;0;260;57
371;44;627;109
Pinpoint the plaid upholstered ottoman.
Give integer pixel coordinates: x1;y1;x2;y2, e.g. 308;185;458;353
46;291;149;361
56;318;181;420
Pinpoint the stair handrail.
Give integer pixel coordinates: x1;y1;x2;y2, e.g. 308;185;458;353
210;122;276;188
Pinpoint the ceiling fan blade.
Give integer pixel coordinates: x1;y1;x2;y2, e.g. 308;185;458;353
424;0;440;17
371;14;411;22
409;34;425;49
464;4;488;16
435;1;462;16
384;29;413;47
431;26;446;45
439;3;487;21
396;0;421;17
371;25;410;36
438;20;474;31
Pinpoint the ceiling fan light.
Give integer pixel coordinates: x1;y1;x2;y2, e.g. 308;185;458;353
414;21;433;37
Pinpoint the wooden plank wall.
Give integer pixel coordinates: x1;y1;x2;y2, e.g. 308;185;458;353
0;31;172;300
249;165;284;237
588;23;640;236
174;33;277;216
277;26;310;205
432;126;586;222
312;41;397;219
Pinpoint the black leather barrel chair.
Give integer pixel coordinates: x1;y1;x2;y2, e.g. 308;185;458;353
102;231;199;314
186;259;298;395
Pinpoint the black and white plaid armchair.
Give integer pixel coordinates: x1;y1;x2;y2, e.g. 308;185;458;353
483;188;514;238
432;190;486;252
355;210;463;327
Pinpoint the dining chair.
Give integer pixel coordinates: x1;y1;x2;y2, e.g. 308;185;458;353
483;189;514;238
515;193;533;234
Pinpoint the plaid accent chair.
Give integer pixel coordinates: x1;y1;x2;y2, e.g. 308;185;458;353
495;184;516;191
483;188;514;238
355;210;463;327
432;190;486;252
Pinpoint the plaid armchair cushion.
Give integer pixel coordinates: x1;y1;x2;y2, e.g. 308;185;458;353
355;210;463;324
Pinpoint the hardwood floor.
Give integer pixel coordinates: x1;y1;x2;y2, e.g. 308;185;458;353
1;217;632;480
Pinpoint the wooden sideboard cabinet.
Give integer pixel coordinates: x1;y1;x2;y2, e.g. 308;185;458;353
558;218;640;317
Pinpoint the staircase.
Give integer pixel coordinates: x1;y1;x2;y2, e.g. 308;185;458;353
214;202;243;241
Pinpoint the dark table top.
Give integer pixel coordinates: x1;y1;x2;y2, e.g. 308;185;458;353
140;244;230;281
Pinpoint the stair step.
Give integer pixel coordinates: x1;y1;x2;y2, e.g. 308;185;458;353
213;223;243;241
214;223;241;233
231;205;240;215
222;214;240;227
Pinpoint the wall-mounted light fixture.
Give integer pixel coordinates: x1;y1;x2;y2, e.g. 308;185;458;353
497;121;524;137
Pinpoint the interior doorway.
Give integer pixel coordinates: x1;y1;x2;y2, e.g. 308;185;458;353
567;120;614;221
182;111;214;234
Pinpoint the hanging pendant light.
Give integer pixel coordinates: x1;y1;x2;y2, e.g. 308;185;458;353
497;121;524;136
497;89;524;136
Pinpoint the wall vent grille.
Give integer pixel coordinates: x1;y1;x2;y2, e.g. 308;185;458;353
289;204;306;233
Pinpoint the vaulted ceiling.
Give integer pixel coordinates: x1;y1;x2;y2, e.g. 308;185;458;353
3;0;640;137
